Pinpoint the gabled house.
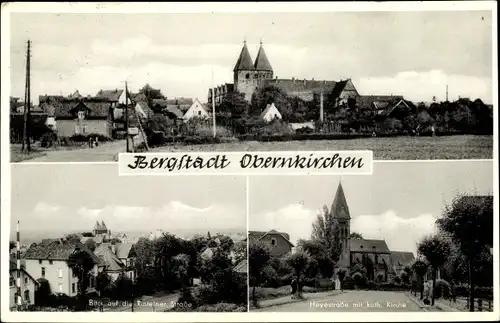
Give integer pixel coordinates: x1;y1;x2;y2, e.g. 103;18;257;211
9;260;39;310
23;240;103;297
94;243;135;281
248;230;294;257
182;98;210;120
260;103;282;123
96;89;124;108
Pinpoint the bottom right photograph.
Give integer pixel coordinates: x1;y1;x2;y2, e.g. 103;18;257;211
248;160;494;313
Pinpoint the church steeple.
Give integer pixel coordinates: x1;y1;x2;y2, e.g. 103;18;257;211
233;40;255;72
254;40;273;72
331;182;351;219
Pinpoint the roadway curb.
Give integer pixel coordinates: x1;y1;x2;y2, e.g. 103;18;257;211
406;292;430;312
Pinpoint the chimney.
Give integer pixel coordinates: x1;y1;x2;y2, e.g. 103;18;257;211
320;90;324;123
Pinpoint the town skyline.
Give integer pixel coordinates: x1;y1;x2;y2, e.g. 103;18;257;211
10;11;493;105
249;161;494;255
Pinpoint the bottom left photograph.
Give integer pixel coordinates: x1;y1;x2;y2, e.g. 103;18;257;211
9;164;248;312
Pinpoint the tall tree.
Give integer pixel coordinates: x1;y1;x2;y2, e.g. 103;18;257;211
297;239;334;278
436;194;493;311
67;248;96;309
285;251;312;297
311;205;343;269
412;259;428;300
248;241;271;306
417;235;451;305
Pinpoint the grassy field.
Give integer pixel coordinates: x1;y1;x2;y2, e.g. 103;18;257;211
10;145;47;162
151;135;493;160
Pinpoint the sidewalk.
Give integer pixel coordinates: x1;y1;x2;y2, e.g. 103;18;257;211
255;290;344;309
405;292;459;312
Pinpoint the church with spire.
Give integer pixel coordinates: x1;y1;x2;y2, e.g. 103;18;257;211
208;39;360;106
330;182;416;281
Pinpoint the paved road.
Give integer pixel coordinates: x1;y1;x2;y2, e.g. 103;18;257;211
255;290;424;312
103;292;179;312
23;140;128;163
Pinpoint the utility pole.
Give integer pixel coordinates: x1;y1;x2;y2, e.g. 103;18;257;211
22;40;31;151
16;220;22;311
125;82;130;153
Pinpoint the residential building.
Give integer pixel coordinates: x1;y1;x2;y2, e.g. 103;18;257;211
390;251;416;276
23;240;103;297
9;260;38;310
260;103;282;122
182;98;210;120
94;243;135;281
248;230;294;257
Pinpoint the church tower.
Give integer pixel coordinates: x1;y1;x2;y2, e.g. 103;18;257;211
254;40;274;84
233;40;259;102
331;181;351;269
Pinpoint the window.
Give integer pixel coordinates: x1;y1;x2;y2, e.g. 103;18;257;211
375;255;379;264
271;238;277;246
72;283;76;294
10;275;14;287
72;270;77;278
245;73;250;79
24;277;28;285
38;260;42;264
41;267;46;277
74;124;80;134
58;268;63;278
24;290;30;303
198;111;201;116
78;111;85;119
58;283;63;293
49;260;53;265
14;292;18;305
82;124;88;134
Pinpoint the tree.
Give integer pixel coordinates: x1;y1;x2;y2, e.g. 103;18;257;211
349;232;363;240
138;84;165;109
96;272;111;296
412;259;428;300
173;253;191;288
297;239;334;278
65;233;81;243
311;205;343;269
417;235;451;305
84;239;97;252
402;265;413;285
248;241;271;306
250;85;293;120
285;251;312;297
218;236;234;252
134;237;154;273
10;241;16;250
231;241;247;265
67;248;96;309
436;194;493;311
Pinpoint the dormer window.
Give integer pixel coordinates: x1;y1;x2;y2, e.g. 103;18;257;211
78;111;86;119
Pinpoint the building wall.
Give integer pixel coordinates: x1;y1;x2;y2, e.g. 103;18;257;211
234;70;260;102
9;270;36;309
183;101;209;120
337;219;351;268
262;105;282;122
25;259;78;297
56;119;110;137
259;234;292;257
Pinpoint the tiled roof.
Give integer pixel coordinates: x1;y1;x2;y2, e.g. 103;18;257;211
233;259;248;274
233;42;255;71
115;243;134;259
94;244;124;272
263;79;337;96
390;251;415;267
135;101;154;118
357;95;404;109
52;98;111;119
331;182;350;219
10;261;38;284
248;230;294;247
24;240;102;264
165;105;184;118
254;43;273;71
96;89;124;102
350;239;391;254
166;98;193;106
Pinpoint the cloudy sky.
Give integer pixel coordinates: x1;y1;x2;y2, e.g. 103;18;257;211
10;10;493;104
11;164;246;236
249;161;493;255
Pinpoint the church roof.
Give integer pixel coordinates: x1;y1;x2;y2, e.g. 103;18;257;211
254;43;273;71
233;41;255;71
350;239;391;254
331;182;351;219
101;221;108;230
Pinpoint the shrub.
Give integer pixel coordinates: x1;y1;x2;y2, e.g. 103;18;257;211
194;303;246;312
193;125;233;138
40;131;57;148
69;133;111;143
434;279;452;299
392;276;402;284
193;284;220;305
376;273;385;282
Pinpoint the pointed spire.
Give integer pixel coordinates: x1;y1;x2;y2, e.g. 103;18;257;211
331;181;351;219
254;40;273;71
233;40;255;71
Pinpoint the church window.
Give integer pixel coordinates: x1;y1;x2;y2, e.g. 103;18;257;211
375;255;378;264
245;73;250;79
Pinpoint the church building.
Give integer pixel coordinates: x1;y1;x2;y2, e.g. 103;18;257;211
330;182;415;281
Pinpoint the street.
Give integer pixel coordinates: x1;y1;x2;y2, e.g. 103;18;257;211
254;290;424;312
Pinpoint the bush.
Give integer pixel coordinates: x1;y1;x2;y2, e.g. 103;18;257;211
40;131;57;148
392;276;402;284
434;279;452;299
69;133;111;143
194;303;246;312
193;284;220;305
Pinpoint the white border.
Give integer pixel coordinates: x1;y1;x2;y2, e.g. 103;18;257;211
2;1;498;322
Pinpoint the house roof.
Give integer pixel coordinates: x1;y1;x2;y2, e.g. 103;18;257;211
165;105;184;118
254;43;273;71
115;243;134;259
96;89;124;102
331;182;351;219
248;230;294;247
94;244;124;272
101;221;108;230
350;239;391;254
9;261;39;284
260;103;280;119
24;240;102;264
233;259;248;274
233;41;255;71
263;79;337;97
50;98;111;119
135;101;154;118
166;98;194;106
390;251;415;267
357;95;404;109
